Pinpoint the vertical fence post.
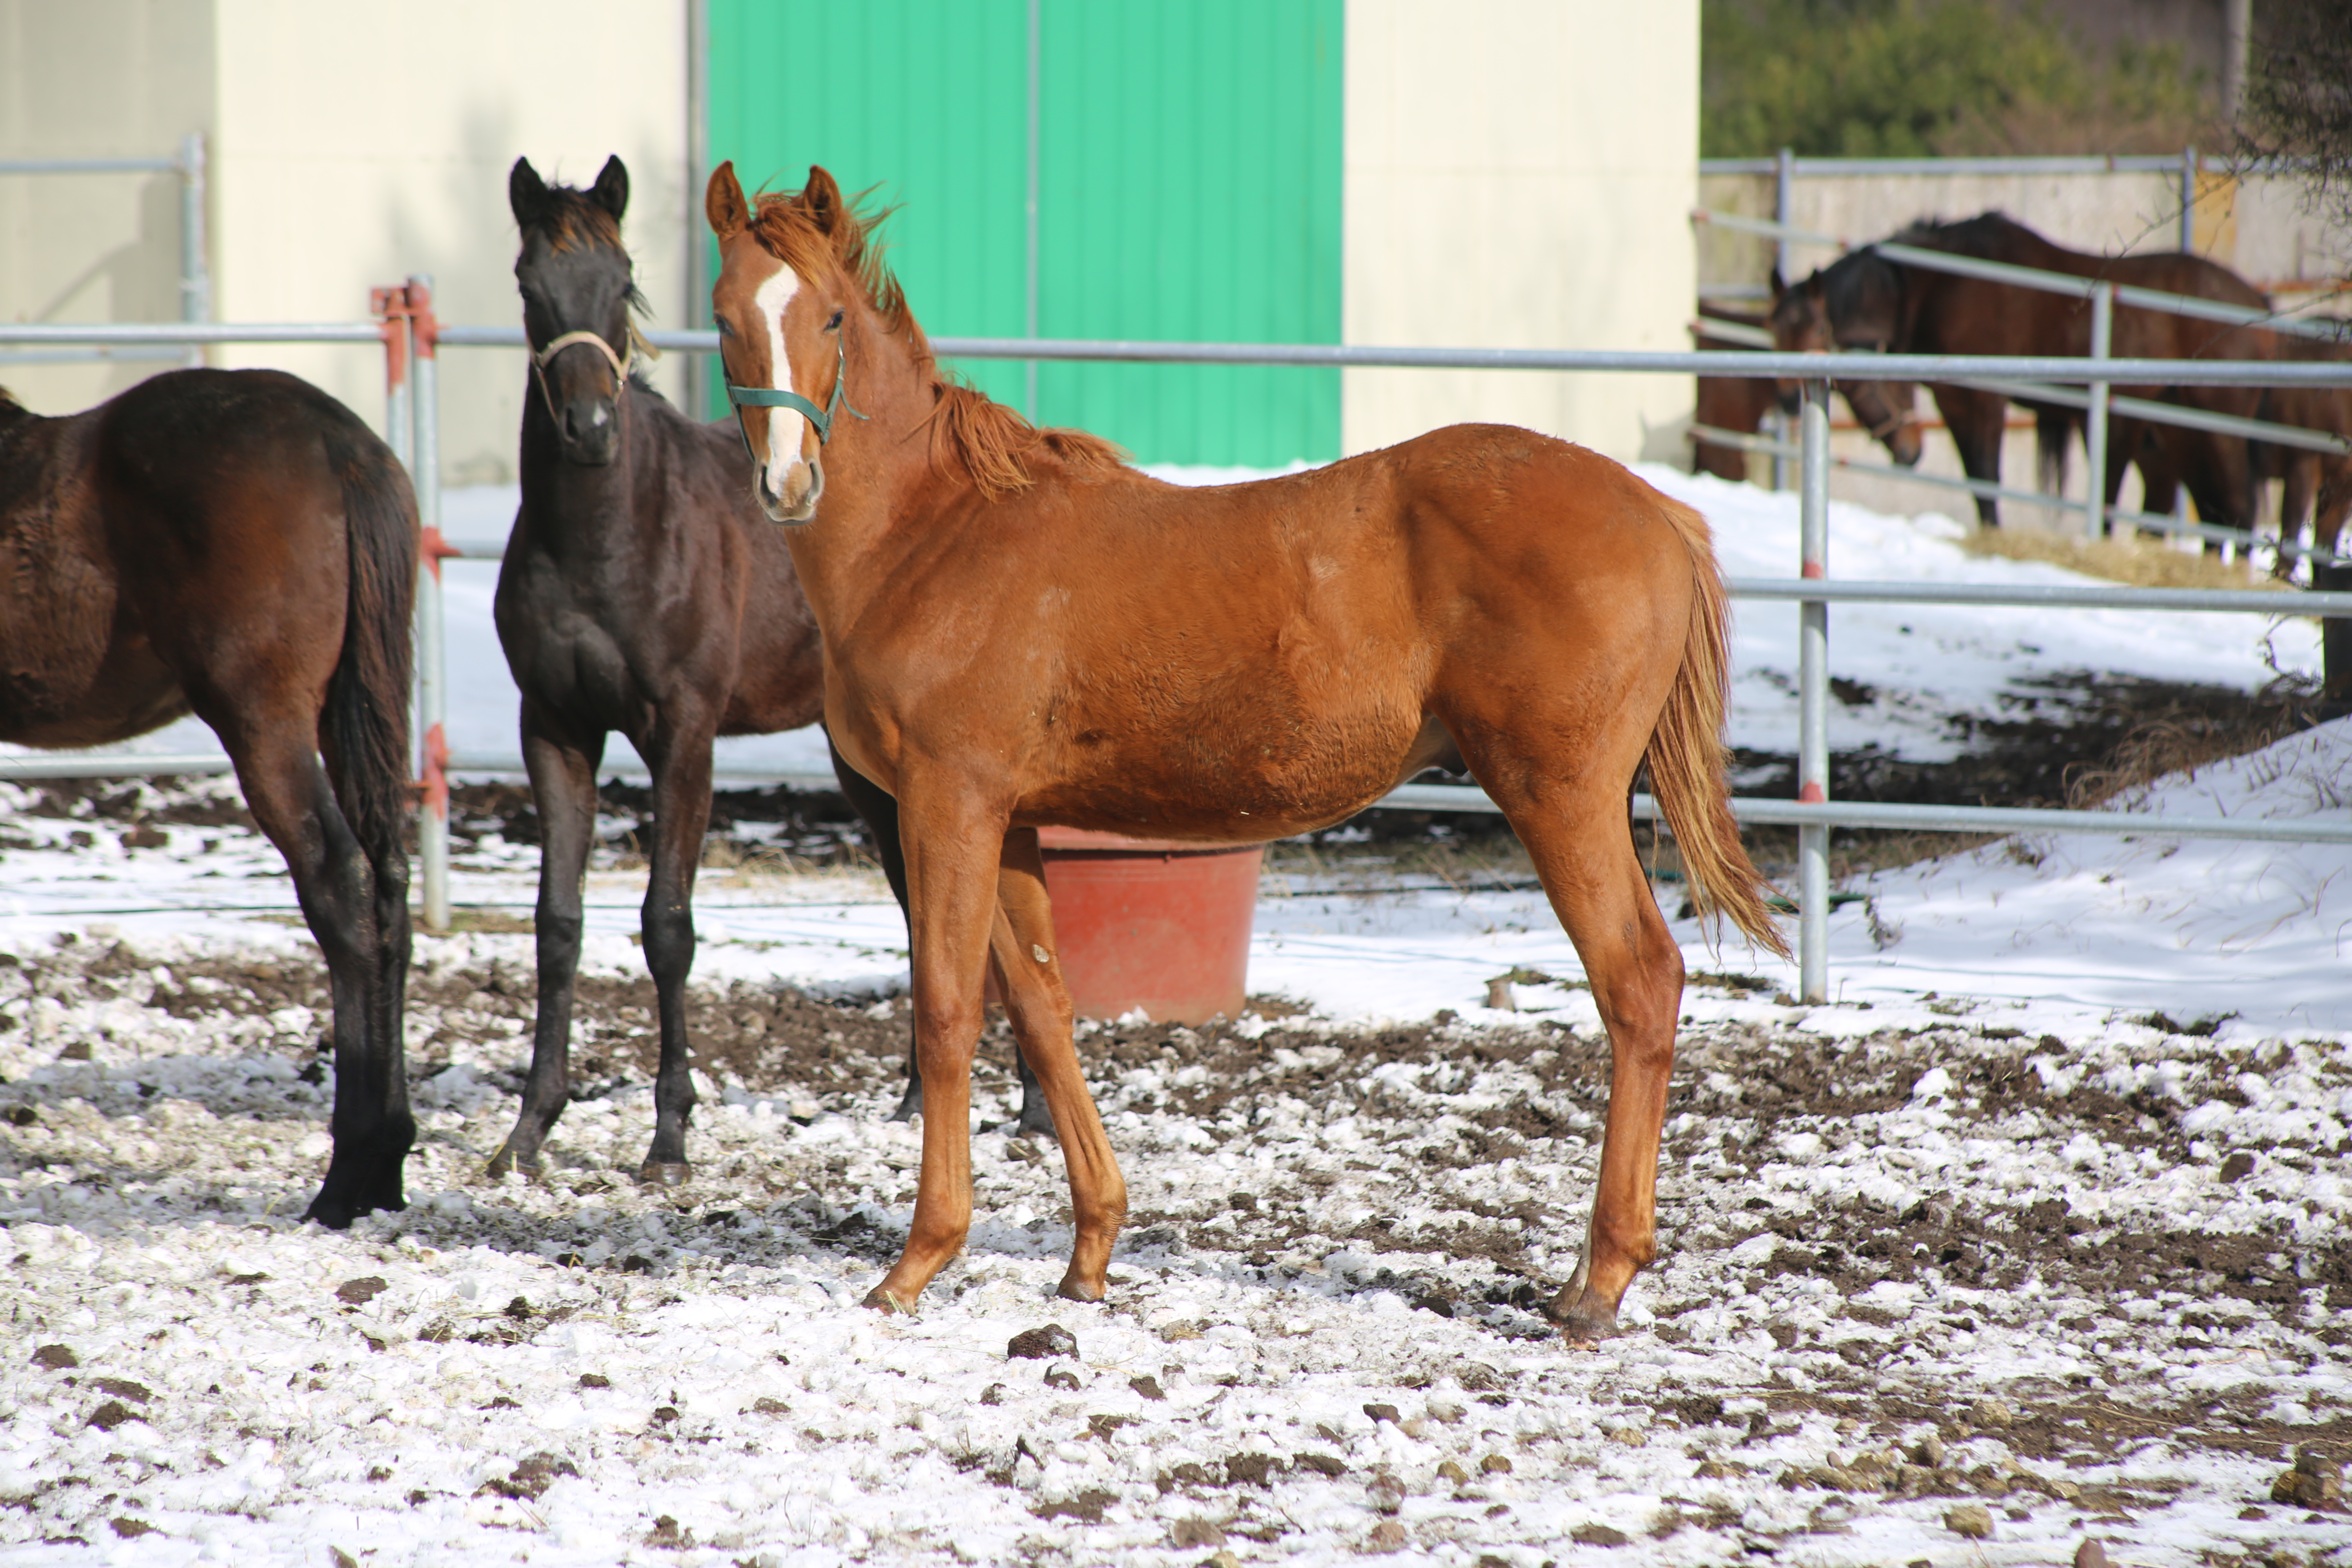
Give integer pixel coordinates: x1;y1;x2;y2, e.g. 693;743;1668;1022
176;133;209;368
407;275;452;934
2179;147;2198;255
1769;149;1797;497
2084;282;2112;541
1797;377;1831;1004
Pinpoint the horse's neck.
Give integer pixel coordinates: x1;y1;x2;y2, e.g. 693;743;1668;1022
517;396;665;555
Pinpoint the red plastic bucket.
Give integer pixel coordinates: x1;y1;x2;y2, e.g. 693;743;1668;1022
1035;827;1264;1023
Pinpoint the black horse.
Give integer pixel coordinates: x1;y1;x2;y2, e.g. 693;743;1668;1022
0;371;415;1224
486;157;1042;1186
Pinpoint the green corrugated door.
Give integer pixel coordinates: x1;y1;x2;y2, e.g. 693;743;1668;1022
705;0;1341;468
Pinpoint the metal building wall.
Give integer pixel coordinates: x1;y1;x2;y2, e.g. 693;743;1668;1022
706;0;1343;469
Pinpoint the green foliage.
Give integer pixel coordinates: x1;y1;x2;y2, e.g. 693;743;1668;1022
1703;0;2212;159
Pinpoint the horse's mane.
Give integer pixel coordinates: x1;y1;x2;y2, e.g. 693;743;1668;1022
520;183;652;325
748;185;1127;500
0;385;30;434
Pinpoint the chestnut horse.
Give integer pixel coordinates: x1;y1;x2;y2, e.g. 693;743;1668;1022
0;370;415;1225
1771;213;2272;532
703;163;1786;1339
487;158;1045;1186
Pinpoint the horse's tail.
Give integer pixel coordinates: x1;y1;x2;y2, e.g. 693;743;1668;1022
1646;496;1792;958
321;427;418;883
2036;408;2071;496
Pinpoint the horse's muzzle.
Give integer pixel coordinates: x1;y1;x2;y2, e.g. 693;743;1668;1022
759;451;823;526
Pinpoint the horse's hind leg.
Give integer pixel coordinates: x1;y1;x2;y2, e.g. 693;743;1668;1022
216;713;412;1225
1450;723;1684;1341
489;706;604;1178
636;715;721;1186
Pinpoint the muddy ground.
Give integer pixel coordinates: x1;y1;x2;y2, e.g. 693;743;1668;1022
2;937;2345;1563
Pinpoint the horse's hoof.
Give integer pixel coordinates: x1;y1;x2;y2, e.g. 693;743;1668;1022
1016;1102;1058;1139
1055;1273;1107;1304
484;1143;538;1182
637;1161;693;1189
862;1285;918;1316
886;1089;921;1124
1546;1290;1621;1346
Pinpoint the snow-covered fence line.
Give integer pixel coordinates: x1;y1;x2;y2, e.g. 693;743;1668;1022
5;314;2348;1002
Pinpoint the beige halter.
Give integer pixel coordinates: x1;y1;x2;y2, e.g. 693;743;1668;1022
528;325;659;421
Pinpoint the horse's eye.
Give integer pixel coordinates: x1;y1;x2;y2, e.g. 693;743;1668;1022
825;310;844;332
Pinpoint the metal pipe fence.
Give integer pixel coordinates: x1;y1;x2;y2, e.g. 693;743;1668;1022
4;316;2349;1003
0;137;209;367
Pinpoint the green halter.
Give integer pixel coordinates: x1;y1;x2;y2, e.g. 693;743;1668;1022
725;330;867;454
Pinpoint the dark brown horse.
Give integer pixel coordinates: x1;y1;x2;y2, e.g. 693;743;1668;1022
487;158;1043;1187
1771;213;2271;531
1691;304;1787;481
0;370;415;1225
704;163;1786;1341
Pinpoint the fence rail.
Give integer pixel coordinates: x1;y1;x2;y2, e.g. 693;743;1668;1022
4;314;2349;1002
0;137;209;363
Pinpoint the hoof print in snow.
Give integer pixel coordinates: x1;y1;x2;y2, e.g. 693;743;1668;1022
1363;1403;1401;1426
1946;1502;1994;1539
1366;1520;1409;1552
2219;1151;2256;1181
1158;1320;1205;1342
579;1373;610;1389
31;1344;77;1370
1481;1454;1513;1475
1437;1459;1469;1485
1296;1453;1347;1478
1170;1517;1225;1548
1369;1474;1406;1515
1031;1488;1116;1523
503;1295;533;1321
1043;1365;1082;1391
1130;1375;1165;1401
87;1399;136;1431
751;1397;788;1415
109;1519;155;1540
334;1276;388;1306
93;1378;151;1403
1157;1463;1214;1493
1571;1523;1631;1546
980;1383;1007;1405
1008;1323;1078;1360
645;1514;691;1548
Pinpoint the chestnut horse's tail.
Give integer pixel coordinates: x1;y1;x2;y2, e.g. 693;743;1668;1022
321;429;418;879
1646;497;1792;958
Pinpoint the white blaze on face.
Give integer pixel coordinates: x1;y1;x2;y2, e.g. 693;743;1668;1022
754;264;807;498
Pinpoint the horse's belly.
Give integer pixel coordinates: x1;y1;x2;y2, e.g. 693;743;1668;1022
1029;698;1425;840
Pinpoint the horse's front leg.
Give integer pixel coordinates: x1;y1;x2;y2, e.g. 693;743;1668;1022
864;784;1005;1314
988;829;1124;1300
636;714;720;1187
489;706;604;1178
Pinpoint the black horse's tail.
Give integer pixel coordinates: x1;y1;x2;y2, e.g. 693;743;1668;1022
321;430;418;879
2035;407;2071;498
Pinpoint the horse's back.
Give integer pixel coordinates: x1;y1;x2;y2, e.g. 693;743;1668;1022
0;369;394;747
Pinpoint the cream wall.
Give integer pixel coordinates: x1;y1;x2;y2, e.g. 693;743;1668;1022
210;0;691;485
0;0;216;414
1342;0;1699;465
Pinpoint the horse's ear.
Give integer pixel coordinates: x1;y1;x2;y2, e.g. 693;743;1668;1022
510;157;550;228
706;161;751;241
590;156;629;222
802;165;846;235
1768;267;1785;301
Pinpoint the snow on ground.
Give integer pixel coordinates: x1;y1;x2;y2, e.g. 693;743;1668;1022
2;466;2348;1564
